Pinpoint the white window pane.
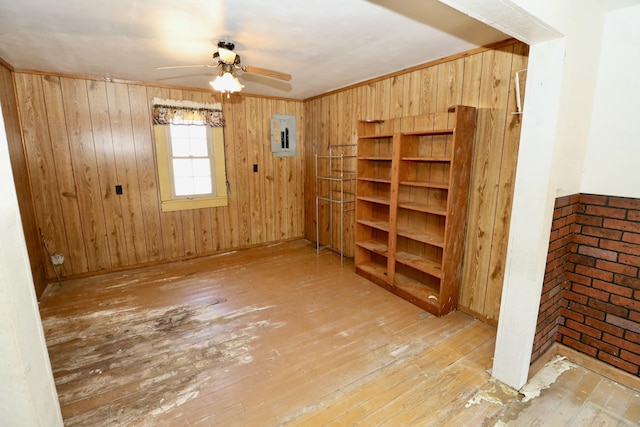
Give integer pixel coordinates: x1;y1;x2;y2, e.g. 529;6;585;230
193;177;212;195
170;125;189;138
191;159;211;177
173;159;193;177
188;126;207;139
190;138;209;156
174;177;194;196
171;138;191;157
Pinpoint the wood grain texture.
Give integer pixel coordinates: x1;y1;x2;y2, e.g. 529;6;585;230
0;63;48;297
39;241;495;426
304;40;529;322
483;42;529;320
15;74;305;279
39;241;640;426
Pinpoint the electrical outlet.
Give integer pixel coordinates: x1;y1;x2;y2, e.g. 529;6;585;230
253;164;258;172
115;185;123;195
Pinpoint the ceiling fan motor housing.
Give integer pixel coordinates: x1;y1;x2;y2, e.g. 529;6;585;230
217;41;235;51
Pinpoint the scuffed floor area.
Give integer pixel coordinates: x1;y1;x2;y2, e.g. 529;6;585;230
466;356;640;426
39;240;640;426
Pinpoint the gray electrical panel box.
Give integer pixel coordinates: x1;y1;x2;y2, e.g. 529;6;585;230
270;114;296;157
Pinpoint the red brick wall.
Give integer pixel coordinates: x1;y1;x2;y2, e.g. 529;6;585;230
532;195;580;362
533;194;640;376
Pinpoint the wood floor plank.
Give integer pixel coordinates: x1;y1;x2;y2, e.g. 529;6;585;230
38;240;640;426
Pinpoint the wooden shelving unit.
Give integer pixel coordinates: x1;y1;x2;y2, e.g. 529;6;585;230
354;106;476;316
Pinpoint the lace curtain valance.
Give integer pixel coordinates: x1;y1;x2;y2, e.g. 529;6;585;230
151;97;224;127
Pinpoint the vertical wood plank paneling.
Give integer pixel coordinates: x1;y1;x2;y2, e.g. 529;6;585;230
363;83;376;120
1;65;48;297
127;83;164;262
435;60;464;112
246;97;265;244
459;46;514;320
272;99;288;239
45;77;89;275
87;80;128;268
219;96;239;248
261;98;277;241
303;41;529;323
293;101;305;237
419;66;438;114
482;43;529;320
16;74;76;277
303;99;318;241
106;82;149;265
228;96;252;246
461;53;484;107
317;96;330;246
456;52;485;313
375;79;391;120
42;75;90;275
60;77;111;272
328;92;339;247
403;71;421;117
203;92;229;250
341;90;355;257
389;75;404;119
16;73;304;281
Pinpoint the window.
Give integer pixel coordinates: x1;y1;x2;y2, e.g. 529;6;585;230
154;121;228;212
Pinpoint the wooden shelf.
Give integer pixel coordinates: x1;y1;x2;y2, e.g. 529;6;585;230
397;201;446;216
397;226;444;247
396;251;442;278
355;106;476;316
356;240;389;257
357;219;390;232
358;195;391;206
401;157;451;162
358;134;394;139
401;129;454;136
394;273;441;306
359;156;393;161
399;180;448;189
359;177;392;184
316;175;356;182
356;262;388;283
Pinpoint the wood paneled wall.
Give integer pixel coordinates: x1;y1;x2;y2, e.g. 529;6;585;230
0;63;48;298
303;40;529;322
15;73;304;279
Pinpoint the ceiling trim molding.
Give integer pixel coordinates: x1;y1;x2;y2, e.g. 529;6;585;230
0;56;14;71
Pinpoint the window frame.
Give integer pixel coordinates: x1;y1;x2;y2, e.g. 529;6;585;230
154;124;228;212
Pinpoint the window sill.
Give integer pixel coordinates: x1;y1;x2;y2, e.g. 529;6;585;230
160;196;228;212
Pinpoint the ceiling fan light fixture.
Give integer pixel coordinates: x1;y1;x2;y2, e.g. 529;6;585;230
210;71;244;95
218;47;237;64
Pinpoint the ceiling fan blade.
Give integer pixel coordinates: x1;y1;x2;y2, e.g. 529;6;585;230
156;64;215;70
242;66;291;81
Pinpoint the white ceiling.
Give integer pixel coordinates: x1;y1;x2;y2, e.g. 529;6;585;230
0;0;509;99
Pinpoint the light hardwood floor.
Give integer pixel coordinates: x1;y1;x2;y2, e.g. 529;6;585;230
39;240;640;426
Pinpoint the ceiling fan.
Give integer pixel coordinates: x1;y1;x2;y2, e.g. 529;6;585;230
157;41;291;96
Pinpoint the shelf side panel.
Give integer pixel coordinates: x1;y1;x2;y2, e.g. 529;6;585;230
440;105;477;313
